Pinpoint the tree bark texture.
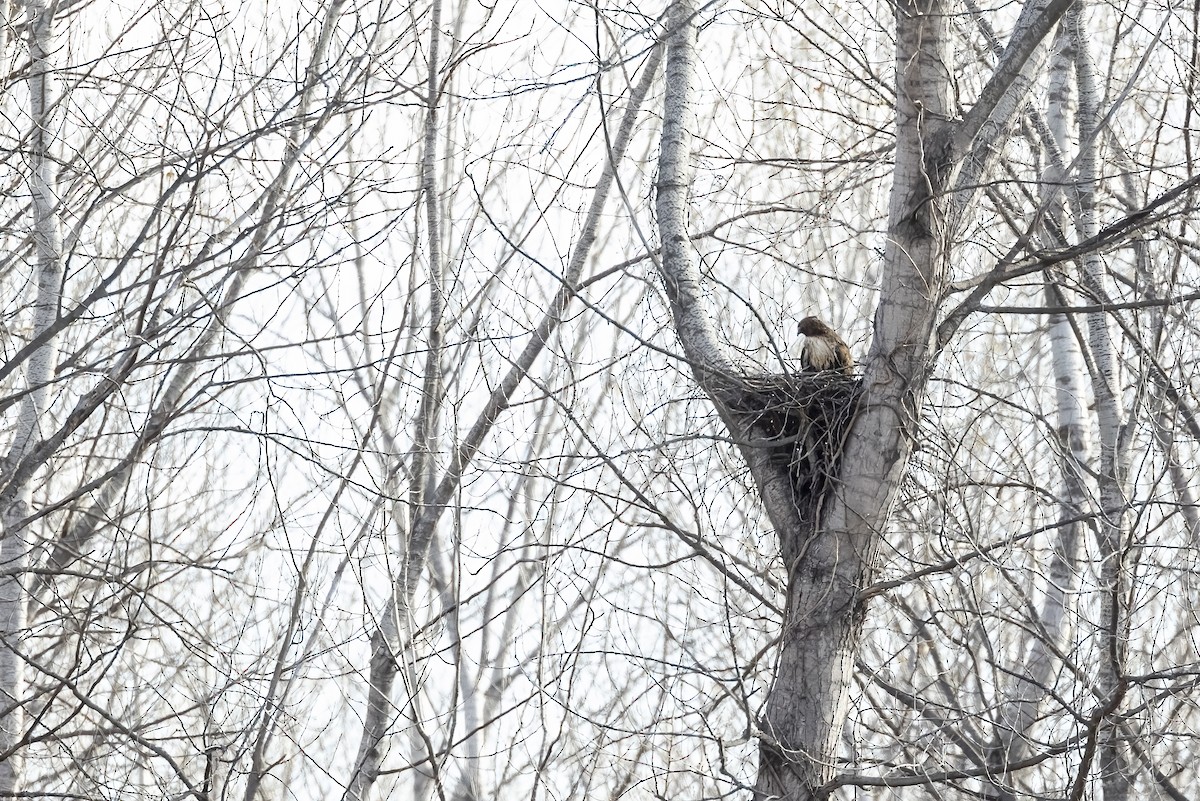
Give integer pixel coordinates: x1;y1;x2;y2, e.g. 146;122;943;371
651;0;954;795
1067;6;1133;799
993;24;1087;781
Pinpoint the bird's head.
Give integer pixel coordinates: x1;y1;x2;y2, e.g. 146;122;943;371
797;316;830;336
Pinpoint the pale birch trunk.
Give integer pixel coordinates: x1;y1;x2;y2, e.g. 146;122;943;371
0;2;10;81
408;6;447;797
1067;6;1133;799
996;24;1089;780
343;1;446;787
409;0;446;537
993;280;1090;774
0;2;61;793
340;41;664;801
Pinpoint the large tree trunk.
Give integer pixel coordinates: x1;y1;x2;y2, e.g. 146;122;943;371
650;0;953;794
754;0;953;794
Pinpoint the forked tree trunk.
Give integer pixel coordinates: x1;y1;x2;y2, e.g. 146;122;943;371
652;0;1071;796
652;0;952;796
754;0;954;794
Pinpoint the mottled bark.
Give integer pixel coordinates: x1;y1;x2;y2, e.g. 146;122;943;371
752;0;954;795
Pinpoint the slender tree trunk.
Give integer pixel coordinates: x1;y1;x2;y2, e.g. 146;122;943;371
409;0;446;525
993;280;1089;771
995;24;1088;780
0;2;62;793
341;37;664;801
408;7;448;797
344;3;446;791
1068;6;1132;799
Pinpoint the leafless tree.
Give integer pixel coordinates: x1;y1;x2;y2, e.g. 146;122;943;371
0;0;1198;799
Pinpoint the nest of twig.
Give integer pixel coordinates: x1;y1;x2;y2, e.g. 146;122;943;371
717;371;862;522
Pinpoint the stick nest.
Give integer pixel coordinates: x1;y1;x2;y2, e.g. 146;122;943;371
716;371;862;521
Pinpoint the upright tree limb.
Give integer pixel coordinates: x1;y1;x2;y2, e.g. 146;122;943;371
655;1;739;380
1068;6;1133;799
952;0;1076;156
408;0;446;525
345;3;446;798
654;0;807;567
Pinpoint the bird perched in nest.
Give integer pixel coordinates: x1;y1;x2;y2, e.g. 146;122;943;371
797;316;854;373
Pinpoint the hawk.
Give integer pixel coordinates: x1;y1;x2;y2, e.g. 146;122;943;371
797;316;854;373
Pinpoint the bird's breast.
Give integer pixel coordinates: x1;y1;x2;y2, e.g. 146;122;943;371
804;338;836;369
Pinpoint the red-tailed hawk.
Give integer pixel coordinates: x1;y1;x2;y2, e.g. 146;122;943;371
797;316;854;373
